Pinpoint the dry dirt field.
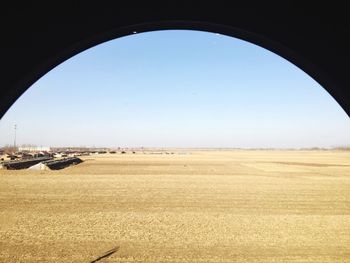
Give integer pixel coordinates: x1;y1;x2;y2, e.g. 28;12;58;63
0;150;350;262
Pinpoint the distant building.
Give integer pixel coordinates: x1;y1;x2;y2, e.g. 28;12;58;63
18;146;51;152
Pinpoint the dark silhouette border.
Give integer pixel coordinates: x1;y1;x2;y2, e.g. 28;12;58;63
1;3;349;117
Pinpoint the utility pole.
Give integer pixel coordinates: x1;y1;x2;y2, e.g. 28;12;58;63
14;124;17;149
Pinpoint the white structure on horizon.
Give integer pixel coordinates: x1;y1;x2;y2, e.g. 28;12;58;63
18;146;51;152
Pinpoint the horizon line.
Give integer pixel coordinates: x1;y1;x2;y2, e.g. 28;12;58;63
2;145;350;151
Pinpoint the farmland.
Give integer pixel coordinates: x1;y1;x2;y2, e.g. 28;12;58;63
0;150;350;262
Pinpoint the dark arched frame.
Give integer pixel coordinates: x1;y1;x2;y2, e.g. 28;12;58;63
1;3;349;118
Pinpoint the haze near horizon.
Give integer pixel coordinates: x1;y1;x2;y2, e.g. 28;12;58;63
0;30;349;148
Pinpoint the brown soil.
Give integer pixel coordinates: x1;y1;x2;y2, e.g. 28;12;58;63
0;150;349;262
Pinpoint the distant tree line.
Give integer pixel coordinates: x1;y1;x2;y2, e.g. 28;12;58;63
0;145;18;154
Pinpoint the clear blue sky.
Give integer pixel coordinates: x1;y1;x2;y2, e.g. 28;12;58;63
1;30;349;148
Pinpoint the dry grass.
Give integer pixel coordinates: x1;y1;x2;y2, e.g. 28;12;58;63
0;150;350;262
